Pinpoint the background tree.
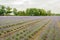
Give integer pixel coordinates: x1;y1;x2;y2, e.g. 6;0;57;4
38;9;47;16
26;8;47;16
0;5;6;16
5;7;12;16
17;11;25;16
47;10;52;16
0;5;57;16
26;8;40;16
13;8;18;16
26;8;31;16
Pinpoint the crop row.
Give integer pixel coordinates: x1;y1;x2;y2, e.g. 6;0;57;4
0;18;50;40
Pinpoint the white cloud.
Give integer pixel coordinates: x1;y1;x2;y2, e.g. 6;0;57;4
12;0;28;5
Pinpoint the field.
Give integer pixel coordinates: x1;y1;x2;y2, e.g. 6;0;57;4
0;16;60;40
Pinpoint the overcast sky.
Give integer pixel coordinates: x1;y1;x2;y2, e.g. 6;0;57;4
0;0;60;13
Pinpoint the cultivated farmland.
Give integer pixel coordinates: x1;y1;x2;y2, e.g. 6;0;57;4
0;16;60;40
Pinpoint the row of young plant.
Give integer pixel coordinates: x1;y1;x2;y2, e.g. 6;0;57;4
5;18;50;40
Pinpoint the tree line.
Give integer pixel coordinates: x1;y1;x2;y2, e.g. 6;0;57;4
0;5;58;16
